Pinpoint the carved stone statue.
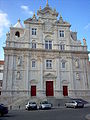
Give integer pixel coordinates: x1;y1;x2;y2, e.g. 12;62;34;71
83;38;87;46
75;60;79;68
76;73;80;80
17;71;21;79
17;56;22;66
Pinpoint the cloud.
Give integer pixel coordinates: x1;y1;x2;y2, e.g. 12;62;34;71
21;5;33;16
89;54;90;61
0;10;10;38
84;23;90;30
21;5;28;11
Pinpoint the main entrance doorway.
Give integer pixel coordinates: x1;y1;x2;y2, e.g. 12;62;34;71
63;86;68;96
31;86;36;96
46;81;54;96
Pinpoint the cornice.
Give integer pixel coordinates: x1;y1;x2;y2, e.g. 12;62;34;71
3;47;90;54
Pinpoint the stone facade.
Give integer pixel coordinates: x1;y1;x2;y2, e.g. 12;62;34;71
2;3;90;101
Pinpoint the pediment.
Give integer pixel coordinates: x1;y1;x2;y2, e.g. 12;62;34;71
45;35;52;40
30;79;38;84
43;73;56;78
62;80;69;84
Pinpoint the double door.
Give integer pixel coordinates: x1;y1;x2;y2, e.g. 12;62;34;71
46;81;54;96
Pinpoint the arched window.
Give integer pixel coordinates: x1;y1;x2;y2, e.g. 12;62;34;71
62;62;65;68
15;31;20;37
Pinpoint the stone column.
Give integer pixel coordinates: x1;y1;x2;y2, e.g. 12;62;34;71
40;57;44;96
56;58;61;97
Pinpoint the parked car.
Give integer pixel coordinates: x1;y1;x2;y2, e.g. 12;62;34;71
65;100;84;108
39;101;52;110
0;104;8;116
71;98;88;104
25;102;37;110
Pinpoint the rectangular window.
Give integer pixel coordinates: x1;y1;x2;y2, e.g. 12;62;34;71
46;60;52;69
32;28;37;35
59;30;64;37
45;40;52;49
32;60;36;68
32;43;36;49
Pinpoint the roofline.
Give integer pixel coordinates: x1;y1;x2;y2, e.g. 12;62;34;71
0;60;4;65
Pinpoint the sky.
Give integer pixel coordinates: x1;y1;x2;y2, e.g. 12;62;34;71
0;0;90;60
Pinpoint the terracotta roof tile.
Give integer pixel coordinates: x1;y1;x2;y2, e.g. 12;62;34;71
0;61;4;65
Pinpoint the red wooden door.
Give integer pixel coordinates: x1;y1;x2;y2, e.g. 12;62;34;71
46;81;54;96
63;86;68;96
31;86;36;96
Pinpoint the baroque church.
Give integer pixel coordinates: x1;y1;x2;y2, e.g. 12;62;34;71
2;1;90;103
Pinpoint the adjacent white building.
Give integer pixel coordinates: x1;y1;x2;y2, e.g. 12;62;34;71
0;61;4;95
2;2;90;102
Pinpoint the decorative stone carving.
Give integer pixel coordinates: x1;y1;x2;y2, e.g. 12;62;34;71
83;38;87;46
6;32;10;41
59;15;63;23
43;73;57;79
44;20;53;32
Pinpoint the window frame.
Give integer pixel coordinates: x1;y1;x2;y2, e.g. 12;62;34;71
32;42;36;49
46;60;52;69
32;28;37;35
59;30;64;37
60;44;65;50
62;62;65;68
32;60;36;68
45;40;52;50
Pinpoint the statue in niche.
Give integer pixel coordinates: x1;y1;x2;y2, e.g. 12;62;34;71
76;73;80;80
17;56;22;66
75;60;79;68
17;71;21;79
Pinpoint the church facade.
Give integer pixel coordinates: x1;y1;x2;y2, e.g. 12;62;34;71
2;2;90;101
